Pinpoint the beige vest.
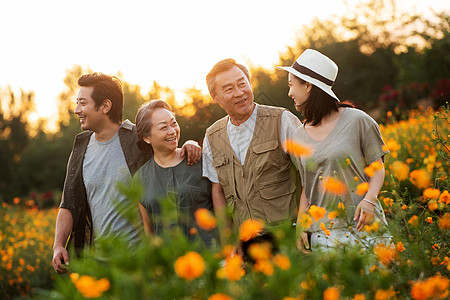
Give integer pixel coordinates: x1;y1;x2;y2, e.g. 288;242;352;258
206;105;300;227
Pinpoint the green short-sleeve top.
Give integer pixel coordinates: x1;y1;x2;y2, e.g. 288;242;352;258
137;157;216;246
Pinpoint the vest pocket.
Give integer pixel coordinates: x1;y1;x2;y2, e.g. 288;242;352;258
212;155;230;185
258;175;296;223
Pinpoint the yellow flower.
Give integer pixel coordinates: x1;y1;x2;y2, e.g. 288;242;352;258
392;161;410;181
374;243;397;266
438;190;449;204
208;293;233;300
409;170;432;189
356;182;369;196
217;255;245;281
308;205;327;222
322;177;347;195
364;222;380;232
284;139;313;157
396;241;405;252
254;259;274;276
174;251;205;281
323;287;340;300
320;223;331;236
272;254;291;270
299;214;313;229
70;273;110;298
248;242;272;261
239;219;264;241
338;203;345;210
194;208;217;230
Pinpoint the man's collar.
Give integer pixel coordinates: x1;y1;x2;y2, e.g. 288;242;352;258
120;119;134;131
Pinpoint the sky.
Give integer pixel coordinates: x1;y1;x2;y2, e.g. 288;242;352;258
0;0;448;124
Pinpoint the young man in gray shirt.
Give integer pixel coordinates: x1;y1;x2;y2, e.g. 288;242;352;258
52;73;201;274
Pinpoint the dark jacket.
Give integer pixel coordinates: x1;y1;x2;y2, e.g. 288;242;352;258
59;120;152;250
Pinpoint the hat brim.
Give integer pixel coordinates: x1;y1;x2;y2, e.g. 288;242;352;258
277;66;340;102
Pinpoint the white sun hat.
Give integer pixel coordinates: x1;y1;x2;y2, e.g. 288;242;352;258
277;49;340;101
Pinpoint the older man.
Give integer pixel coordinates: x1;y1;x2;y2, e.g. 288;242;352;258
202;59;301;236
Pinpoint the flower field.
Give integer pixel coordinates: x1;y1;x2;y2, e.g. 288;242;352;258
1;105;449;299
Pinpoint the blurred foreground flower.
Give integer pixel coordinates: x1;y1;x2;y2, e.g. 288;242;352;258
239;219;264;241
208;294;233;300
195;208;217;230
364;161;383;177
410;274;449;300
254;259;274;276
272;253;291;270
284;139;312;157
374;243;397;266
375;288;397;300
322;177;347;195
438;213;450;230
174;251;205;281
217;255;245;281
409;170;432;189
299;214;313;229
323;287;340;300
248;242;272;261
392;161;410;181
356;182;370;196
70;273;110;298
308;205;327;222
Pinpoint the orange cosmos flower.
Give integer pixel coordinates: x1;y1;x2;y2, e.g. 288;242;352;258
364;222;380;232
174;251;205;281
322;177;347;195
426;217;433;224
396;241;405;252
70;273;110;298
392;161;410;181
194;208;217;230
401;205;408;210
323;287;340;300
374;243;397;266
272;254;291;270
408;215;419;227
239;219;264;241
438;213;450;230
217;255;245;281
438;190;449;205
383;138;401;152
411;274;450;300
248;242;272;261
284;139;312;157
299;214;313;229
320;223;331;236
356;182;370;196
308;205;327;222
409;170;432;189
375;289;397;300
254;259;274;276
208;294;233;300
353;294;366;300
423;188;441;200
428;201;438;211
364;161;383;177
338;202;345;210
328;211;339;220
383;198;394;207
13;197;20;205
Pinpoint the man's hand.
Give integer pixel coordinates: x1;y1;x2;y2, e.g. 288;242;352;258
181;140;202;165
296;231;311;254
52;245;69;274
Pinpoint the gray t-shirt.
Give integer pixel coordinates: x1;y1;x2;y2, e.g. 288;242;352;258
293;108;389;233
83;130;141;244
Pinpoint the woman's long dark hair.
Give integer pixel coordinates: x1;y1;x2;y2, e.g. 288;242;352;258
297;78;354;126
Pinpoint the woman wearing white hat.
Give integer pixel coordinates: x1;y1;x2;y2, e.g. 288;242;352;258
277;49;389;250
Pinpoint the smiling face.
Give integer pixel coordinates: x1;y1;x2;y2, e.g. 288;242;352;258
145;108;180;153
288;73;312;111
211;66;254;125
74;86;107;131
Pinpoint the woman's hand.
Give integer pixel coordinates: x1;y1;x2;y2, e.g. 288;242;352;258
181;140;202;165
354;199;375;231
